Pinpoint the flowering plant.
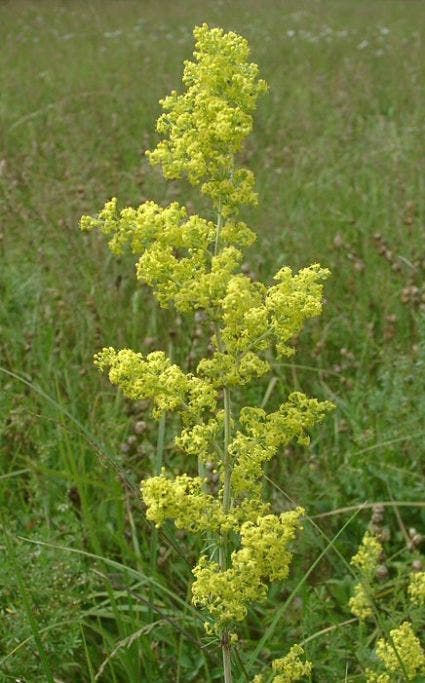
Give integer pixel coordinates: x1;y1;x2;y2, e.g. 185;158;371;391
81;24;333;682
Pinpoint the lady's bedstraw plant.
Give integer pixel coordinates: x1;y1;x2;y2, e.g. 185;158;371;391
81;25;333;682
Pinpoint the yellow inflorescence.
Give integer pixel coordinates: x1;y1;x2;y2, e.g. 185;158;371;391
230;394;334;496
81;198;248;312
349;582;374;621
174;414;223;462
349;531;383;621
266;264;331;357
191;508;304;632
253;645;312;682
147;23;268;216
374;621;425;680
82;24;332;646
408;571;425;607
350;531;383;578
141;472;234;533
94;347;217;419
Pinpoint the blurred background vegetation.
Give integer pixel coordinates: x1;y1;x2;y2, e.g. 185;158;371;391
1;1;424;680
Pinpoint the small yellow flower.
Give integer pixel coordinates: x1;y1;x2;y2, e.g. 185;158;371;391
271;644;312;682
191;509;304;632
349;582;374;620
350;531;383;579
408;570;425;606
375;621;425;680
147;23;268;216
255;645;312;683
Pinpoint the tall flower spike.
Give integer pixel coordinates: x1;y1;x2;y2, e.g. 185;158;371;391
82;24;333;683
147;23;268;216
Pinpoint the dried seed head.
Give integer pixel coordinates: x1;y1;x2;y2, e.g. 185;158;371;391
134;420;147;435
192;326;203;339
372;511;385;525
375;564;389;581
127;435;138;448
354;259;365;272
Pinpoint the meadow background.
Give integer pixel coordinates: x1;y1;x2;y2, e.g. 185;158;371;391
1;1;424;680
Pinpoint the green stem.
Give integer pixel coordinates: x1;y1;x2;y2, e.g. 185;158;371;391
222;386;232;516
222;634;233;683
214;199;223;256
219;379;233;683
213;201;233;683
148;338;171;627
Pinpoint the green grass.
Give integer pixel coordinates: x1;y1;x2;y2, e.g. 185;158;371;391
1;1;424;680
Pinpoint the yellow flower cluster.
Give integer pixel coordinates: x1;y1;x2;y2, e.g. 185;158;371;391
350;532;383;578
94;347;216;420
141;472;233;533
220;265;330;358
221;275;268;353
147;23;268;216
368;622;425;681
175;414;223;462
271;644;312;683
408;571;425;607
83;24;332;650
266;265;330;357
230;394;334;496
81;198;254;312
349;531;383;621
197;351;271;387
191;509;304;632
349;583;374;621
141;470;274;537
253;645;312;683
